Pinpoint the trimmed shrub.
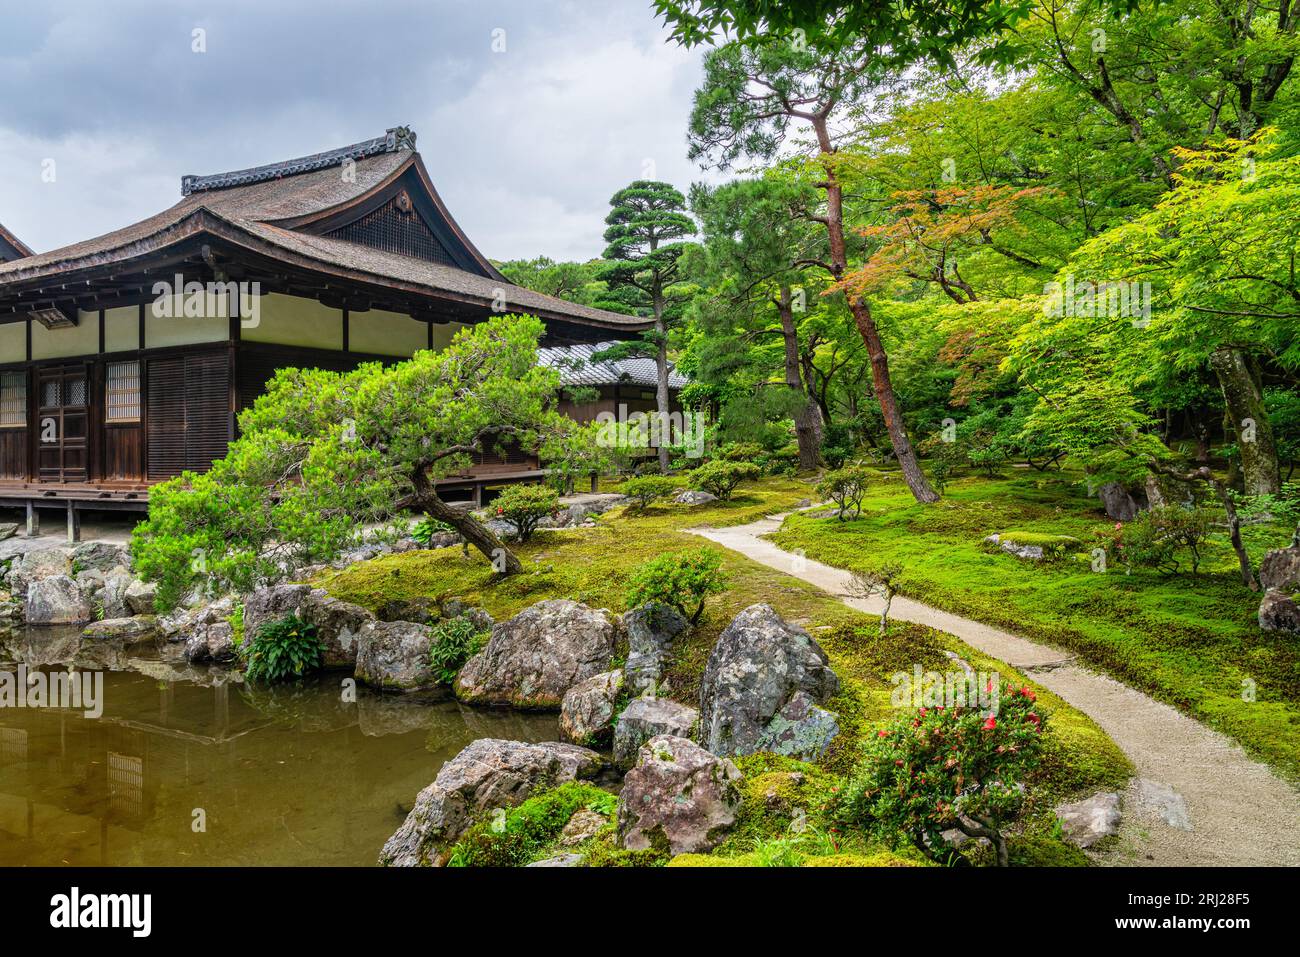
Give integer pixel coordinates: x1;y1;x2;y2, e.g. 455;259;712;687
491;484;560;542
243;614;324;683
689;460;761;501
622;475;680;511
626;547;728;624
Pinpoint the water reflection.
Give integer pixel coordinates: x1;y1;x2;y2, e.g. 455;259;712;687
0;625;558;866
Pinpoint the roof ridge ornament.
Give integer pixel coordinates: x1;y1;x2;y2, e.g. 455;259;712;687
181;126;418;196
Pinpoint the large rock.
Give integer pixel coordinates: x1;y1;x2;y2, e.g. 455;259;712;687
354;620;436;691
98;568;135;620
560;669;624;746
26;576;93;625
380;738;603;867
124;578;157;615
753;691;840;761
82;616;159;642
1259;545;1300;594
674;490;717;505
184;604;238;663
617;735;742;855
1259;589;1300;634
1098;481;1144;521
698;604;839;758
622;603;690;695
72;541;130;573
454;600;619;709
614;696;699;769
243;583;372;668
440;599;495;633
10;547;72;593
1056;791;1122;848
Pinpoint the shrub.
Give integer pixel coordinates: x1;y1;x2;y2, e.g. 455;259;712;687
689;460;761;501
848;563;904;636
243;614;324;683
759;443;800;476
411;516;455;547
428;616;488;684
1095;505;1217;574
626;547;728;624
621;475;680;511
816;466;873;520
835;682;1047;867
718;441;765;462
491;484;560;542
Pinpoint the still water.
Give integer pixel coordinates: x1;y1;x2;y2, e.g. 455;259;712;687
0;626;559;866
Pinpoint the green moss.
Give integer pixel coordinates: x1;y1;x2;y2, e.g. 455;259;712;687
772;470;1300;781
321;475;1138;866
445;781;615;867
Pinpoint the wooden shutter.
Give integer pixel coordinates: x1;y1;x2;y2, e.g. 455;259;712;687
147;353;230;480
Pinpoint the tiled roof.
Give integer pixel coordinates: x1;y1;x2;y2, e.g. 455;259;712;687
0;129;649;333
539;341;688;389
0;221;31;261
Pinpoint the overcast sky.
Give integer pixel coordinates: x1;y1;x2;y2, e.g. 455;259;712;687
0;0;712;261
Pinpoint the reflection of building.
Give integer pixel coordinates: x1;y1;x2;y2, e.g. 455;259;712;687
0;129;648;526
0;664;558;866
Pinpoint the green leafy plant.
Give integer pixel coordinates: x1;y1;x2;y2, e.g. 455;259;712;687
689;460;761;501
816;466;873;520
242;614;324;684
718;441;765;462
227;600;246;649
490;484;560;543
626;547;728;623
412;516;455;548
836;682;1048;867
1096;505;1217;575
621;475;680;511
446;781;614;867
428;616;488;685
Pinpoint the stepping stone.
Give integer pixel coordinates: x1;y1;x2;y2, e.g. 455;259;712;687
1133;779;1192;831
1056;791;1122;847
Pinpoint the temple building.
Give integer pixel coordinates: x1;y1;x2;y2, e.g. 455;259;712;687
0;128;648;533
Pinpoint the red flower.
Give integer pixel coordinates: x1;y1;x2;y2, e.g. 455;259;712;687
982;715;997;731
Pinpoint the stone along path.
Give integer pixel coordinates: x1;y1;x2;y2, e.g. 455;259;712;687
690;514;1300;867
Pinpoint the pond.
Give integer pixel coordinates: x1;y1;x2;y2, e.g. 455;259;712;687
0;625;559;866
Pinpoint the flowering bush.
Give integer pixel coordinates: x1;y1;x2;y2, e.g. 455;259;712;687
1094;505;1216;574
835;680;1047;866
491;484;560;543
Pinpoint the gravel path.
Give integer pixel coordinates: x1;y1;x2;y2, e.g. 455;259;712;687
691;514;1300;867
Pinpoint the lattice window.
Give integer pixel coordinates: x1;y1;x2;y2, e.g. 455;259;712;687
41;379;60;408
0;371;24;427
105;360;141;422
107;750;143;817
326;195;458;266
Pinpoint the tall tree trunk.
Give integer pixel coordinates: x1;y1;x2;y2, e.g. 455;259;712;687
778;287;821;471
811;115;938;503
411;468;522;575
1210;347;1280;495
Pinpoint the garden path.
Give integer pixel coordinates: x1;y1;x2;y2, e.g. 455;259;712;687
691;513;1300;867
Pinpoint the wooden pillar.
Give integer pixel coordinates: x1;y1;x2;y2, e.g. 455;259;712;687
66;501;80;544
25;501;37;537
472;483;483;507
589;470;598;493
